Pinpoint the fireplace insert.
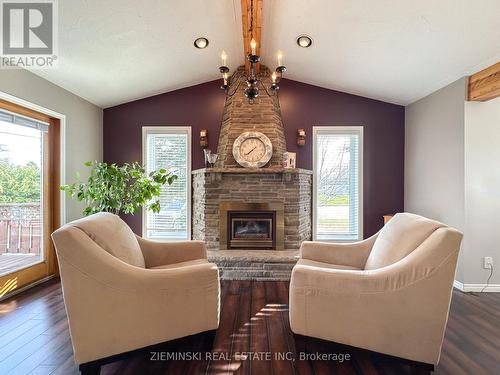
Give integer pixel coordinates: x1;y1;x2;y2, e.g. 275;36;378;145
219;202;284;250
229;211;275;249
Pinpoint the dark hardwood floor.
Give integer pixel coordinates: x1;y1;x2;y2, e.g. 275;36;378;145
0;279;499;375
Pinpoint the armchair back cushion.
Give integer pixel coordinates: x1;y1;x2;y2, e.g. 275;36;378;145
364;213;445;270
69;212;145;268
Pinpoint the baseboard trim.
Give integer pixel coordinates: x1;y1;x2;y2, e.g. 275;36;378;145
454;280;500;292
0;275;55;302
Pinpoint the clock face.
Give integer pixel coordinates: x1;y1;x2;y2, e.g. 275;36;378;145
240;138;266;162
233;131;273;168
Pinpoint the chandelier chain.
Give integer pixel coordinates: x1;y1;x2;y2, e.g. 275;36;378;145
250;0;254;41
218;0;286;102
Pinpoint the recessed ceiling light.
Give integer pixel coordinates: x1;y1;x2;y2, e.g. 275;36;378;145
296;35;312;48
194;37;209;49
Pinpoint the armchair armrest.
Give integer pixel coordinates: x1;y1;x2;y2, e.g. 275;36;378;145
300;232;378;268
136;237;207;268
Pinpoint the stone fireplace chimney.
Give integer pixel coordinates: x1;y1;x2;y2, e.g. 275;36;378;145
192;64;312;265
216;65;286;168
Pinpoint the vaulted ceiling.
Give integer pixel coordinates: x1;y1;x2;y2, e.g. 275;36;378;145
31;0;500;108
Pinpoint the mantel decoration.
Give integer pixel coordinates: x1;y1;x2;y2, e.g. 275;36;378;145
61;161;177;216
218;0;286;104
203;149;218;168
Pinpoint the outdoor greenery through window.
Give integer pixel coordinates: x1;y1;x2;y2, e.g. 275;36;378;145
313;126;363;241
143;127;191;240
0;110;46;274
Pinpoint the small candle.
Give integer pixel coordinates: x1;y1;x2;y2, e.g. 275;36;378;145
271;72;277;83
223;72;228;86
250;38;257;55
221;50;227;66
277;52;283;66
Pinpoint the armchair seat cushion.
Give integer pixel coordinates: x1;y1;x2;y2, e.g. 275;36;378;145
150;259;209;269
296;259;361;271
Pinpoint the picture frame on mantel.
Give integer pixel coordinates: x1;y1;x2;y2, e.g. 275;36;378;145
283;152;296;168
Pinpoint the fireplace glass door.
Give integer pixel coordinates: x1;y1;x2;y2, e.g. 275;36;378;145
229;212;275;249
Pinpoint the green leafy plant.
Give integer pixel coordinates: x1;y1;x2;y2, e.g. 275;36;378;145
61;161;177;216
0;161;41;203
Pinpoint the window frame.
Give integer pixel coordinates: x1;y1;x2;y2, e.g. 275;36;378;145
312;126;364;242
142;126;192;241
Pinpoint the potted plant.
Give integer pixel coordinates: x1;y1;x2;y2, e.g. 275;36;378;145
61;161;177;216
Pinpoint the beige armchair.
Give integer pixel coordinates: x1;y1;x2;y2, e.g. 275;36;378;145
51;212;220;373
289;213;462;367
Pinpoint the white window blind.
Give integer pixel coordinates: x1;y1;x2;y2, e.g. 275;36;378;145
142;127;191;240
313;126;363;241
0;109;49;132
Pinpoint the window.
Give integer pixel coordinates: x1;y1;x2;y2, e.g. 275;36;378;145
142;126;191;240
313;126;363;241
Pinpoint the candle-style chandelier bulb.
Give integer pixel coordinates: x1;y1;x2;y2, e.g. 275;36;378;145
250;38;257;55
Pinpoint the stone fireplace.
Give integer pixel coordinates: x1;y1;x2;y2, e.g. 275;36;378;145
193;169;311;251
192;65;312;270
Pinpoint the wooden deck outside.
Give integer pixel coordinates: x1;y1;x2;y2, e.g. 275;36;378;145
0;254;41;276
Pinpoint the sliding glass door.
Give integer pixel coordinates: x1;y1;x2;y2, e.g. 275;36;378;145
0;113;46;276
0;101;59;299
313;126;363;241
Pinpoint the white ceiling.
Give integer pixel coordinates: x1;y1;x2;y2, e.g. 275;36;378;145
31;0;500;108
32;0;244;108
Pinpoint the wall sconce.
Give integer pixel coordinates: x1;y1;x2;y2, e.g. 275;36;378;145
297;128;306;146
200;129;208;148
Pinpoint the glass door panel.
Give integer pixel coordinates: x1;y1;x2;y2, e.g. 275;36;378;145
0;119;45;276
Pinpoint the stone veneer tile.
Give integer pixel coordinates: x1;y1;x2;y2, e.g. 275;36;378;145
215;66;286;168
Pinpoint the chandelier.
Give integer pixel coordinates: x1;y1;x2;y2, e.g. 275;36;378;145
218;0;286;104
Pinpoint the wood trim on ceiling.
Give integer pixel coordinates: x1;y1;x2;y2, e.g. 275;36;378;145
241;0;262;76
468;61;500;101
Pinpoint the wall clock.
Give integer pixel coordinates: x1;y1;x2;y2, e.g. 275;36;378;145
233;131;273;168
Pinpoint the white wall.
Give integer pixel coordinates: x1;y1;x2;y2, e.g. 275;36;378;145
464;97;500;285
0;69;103;222
405;77;466;281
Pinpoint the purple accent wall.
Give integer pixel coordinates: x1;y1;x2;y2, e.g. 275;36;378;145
278;79;405;238
103;78;404;237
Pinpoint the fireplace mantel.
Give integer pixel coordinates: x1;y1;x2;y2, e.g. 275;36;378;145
192;167;312;175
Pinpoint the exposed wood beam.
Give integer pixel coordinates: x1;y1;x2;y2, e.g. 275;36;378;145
468;61;500;101
241;0;262;76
